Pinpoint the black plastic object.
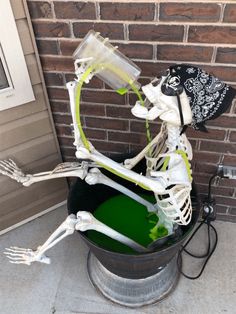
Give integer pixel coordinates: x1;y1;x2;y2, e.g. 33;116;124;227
67;155;200;279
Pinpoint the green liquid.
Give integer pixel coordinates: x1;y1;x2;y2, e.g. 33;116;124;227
86;194;157;254
116;87;128;95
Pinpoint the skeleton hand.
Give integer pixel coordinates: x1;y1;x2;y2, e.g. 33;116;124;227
0;159;31;186
131;101;162;121
4;246;51;265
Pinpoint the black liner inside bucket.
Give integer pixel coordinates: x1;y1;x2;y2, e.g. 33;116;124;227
67;155;200;279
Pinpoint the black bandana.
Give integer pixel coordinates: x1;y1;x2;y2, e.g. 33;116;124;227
165;64;236;131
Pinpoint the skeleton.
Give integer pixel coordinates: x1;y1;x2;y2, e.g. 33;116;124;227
2;32;194;265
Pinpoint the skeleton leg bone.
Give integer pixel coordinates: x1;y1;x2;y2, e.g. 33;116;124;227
4;214;77;265
4;211;148;265
75;211;148;253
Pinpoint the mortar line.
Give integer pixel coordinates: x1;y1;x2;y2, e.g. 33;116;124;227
31;18;236;27
95;1;101;20
154;2;159;22
211;46;217;63
183;25;189;43
219;3;226;22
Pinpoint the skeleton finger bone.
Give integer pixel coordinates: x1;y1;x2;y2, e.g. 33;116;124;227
0;160;31;184
4;247;50;265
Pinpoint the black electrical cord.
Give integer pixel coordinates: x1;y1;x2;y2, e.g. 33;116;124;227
177;174;219;280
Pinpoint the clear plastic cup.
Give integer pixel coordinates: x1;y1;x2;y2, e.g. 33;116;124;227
73;30;141;94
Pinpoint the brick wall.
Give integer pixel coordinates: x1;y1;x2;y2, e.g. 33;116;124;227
27;0;236;222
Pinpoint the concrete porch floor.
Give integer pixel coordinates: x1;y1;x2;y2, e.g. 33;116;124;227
0;204;236;314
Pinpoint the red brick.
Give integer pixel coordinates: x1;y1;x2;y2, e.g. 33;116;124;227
100;3;155;21
193;174;214;185
156;45;213;62
47;87;69;100
193;151;221;164
115;43;153;60
194;162;217;175
215;196;236;207
106;105;133;119
41;56;73;72
218;177;236;188
206;115;236;129
160;3;220;22
200;141;236;154
202;65;236;83
129;24;184;42
53;113;72;125
73;22;124;40
44;72;64;86
54;1;96;19
215;204;228;214
108;131;147;145
229;208;236;215
130;120;161;135
59;39;81;56
186;128;226;141
197;184;234;198
85;117;128;131
92;140;130;154
82;90;125;105
55;125;72;136
229;131;236;142
36;39;58;55
223;4;236;23
135;61;173;78
188;26;236;44
222;155;236;166
83;128;107;140
58;136;74;147
80;103;105;116
50;101;70;113
216;48;236;64
32;21;70;38
130;144;147;153
27;1;52;19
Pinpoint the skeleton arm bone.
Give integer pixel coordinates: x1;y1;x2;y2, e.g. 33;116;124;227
4;212;148;265
76;147;167;193
123;123;167;170
77;146;192;194
0;160;96;186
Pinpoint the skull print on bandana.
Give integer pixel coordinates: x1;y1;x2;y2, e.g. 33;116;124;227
165;64;236;132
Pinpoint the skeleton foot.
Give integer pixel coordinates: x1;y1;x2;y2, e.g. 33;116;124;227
0;159;31;185
4;246;50;265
